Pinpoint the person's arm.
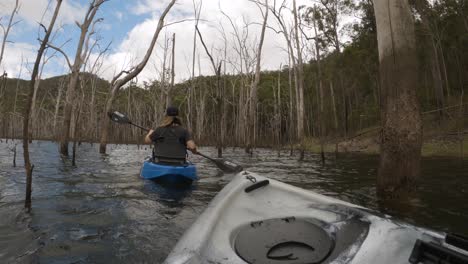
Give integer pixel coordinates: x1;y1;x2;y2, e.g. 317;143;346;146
144;129;154;144
185;128;197;153
187;140;197;154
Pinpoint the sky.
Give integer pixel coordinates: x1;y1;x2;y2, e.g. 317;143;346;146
0;0;350;84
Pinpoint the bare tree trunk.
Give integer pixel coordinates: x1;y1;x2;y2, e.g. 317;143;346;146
293;0;305;160
12;143;17;167
161;35;170;109
23;0;62;210
312;13;325;163
459;90;464;160
319;79;325;164
13;57;24;114
330;82;338;131
276;66;282;156
168;33;175;108
53;76;65;139
72;95;84;167
374;0;422;197
187;0;202;133
247;0;269;153
99;0;176;154
439;45;450;99
195;25;223;156
221;33;228;155
431;38;445;119
288;50;295;156
90;76;97;139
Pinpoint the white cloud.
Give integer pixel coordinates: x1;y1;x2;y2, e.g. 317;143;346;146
2;0;344;84
0;42;37;78
99;0;302;83
0;0;86;28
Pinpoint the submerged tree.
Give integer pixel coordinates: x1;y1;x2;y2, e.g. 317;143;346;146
54;0;107;156
246;0;269;154
373;0;422;196
23;0;63;210
292;0;305;160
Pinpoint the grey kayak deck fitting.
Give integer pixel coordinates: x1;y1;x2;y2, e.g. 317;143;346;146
164;172;468;264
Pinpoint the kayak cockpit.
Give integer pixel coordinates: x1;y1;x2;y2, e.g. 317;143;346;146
233;212;369;264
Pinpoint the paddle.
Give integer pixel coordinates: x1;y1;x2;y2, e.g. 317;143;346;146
108;111;243;173
196;152;243;173
108;111;149;131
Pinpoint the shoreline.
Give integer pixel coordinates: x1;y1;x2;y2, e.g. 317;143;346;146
302;134;468;158
2;135;467;158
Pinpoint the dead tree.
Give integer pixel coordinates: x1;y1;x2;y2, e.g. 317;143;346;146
168;33;176;108
247;0;269;154
187;0;202;133
99;0;177;154
309;7;326;163
374;0;423;196
51;0;107;156
23;0;62;210
292;0;305;160
269;1;298;151
220;9;252;146
53;76;66;138
11;143;17;167
196;25;223;157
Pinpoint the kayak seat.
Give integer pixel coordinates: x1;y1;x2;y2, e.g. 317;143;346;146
233;215;370;264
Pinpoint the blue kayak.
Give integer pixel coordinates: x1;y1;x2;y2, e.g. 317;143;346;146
140;160;197;184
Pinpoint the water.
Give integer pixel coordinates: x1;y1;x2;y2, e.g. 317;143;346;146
0;140;467;263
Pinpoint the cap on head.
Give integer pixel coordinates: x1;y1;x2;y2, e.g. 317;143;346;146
166;106;179;117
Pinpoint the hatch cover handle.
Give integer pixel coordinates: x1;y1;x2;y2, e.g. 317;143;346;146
245;180;269;193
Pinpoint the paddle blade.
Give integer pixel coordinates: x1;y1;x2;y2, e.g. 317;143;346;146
108;111;131;124
213;158;243;173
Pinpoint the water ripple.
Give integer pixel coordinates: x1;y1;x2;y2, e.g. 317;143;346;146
0;140;467;263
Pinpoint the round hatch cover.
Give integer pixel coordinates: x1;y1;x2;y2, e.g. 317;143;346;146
234;217;333;264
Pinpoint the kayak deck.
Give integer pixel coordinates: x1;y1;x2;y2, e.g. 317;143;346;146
164;172;468;264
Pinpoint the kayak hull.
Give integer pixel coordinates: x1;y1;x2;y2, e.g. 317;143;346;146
139;160;197;184
164;172;468;264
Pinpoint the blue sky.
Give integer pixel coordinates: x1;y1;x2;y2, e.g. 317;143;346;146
0;0;351;83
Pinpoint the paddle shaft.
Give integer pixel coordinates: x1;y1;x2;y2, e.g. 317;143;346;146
129;122;149;132
196;152;216;162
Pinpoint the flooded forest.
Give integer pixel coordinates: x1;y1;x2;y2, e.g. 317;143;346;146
0;0;467;215
0;0;468;262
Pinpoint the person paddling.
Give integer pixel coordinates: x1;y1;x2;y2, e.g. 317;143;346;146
144;106;197;165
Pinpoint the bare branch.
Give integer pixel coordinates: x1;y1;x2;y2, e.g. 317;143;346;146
39;23;47;34
89;40;112;74
196;26;218;74
0;0;20;66
164;18;208;28
45;42;73;70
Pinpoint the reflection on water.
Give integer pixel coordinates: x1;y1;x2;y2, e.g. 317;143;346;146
0;140;467;263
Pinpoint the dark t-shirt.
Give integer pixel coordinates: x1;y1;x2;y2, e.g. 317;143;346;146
150;125;191;159
150;125;192;143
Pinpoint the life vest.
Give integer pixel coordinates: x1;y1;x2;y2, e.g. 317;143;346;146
153;126;187;162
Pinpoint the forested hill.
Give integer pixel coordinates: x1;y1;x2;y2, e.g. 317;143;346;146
1;0;467;147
